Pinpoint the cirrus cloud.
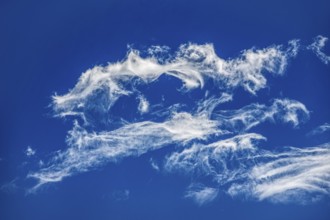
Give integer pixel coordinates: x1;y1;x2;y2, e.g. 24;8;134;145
27;38;330;205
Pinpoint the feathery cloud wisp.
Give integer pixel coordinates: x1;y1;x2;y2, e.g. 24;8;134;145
308;35;330;64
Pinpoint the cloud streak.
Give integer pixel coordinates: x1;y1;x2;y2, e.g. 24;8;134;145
184;183;219;205
28;112;219;190
307;123;330;137
212;98;309;131
229;143;330;203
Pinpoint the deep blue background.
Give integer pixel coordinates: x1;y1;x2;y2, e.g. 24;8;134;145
1;0;329;219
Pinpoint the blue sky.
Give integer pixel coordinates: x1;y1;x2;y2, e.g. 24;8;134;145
1;0;330;220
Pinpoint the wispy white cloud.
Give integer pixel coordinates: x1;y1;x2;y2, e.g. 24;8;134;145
112;189;130;201
149;158;160;171
1;178;20;194
228;143;330;203
287;39;301;57
308;35;330;64
164;98;310;203
167;137;330;204
213;98;309;132
30;96;307;191
184;183;219;205
28;112;219;190
196;92;233;118
307;123;330;137
25;146;36;157
162;97;324;204
52;42;296;124
165;133;266;182
27;38;330;205
147;45;171;59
